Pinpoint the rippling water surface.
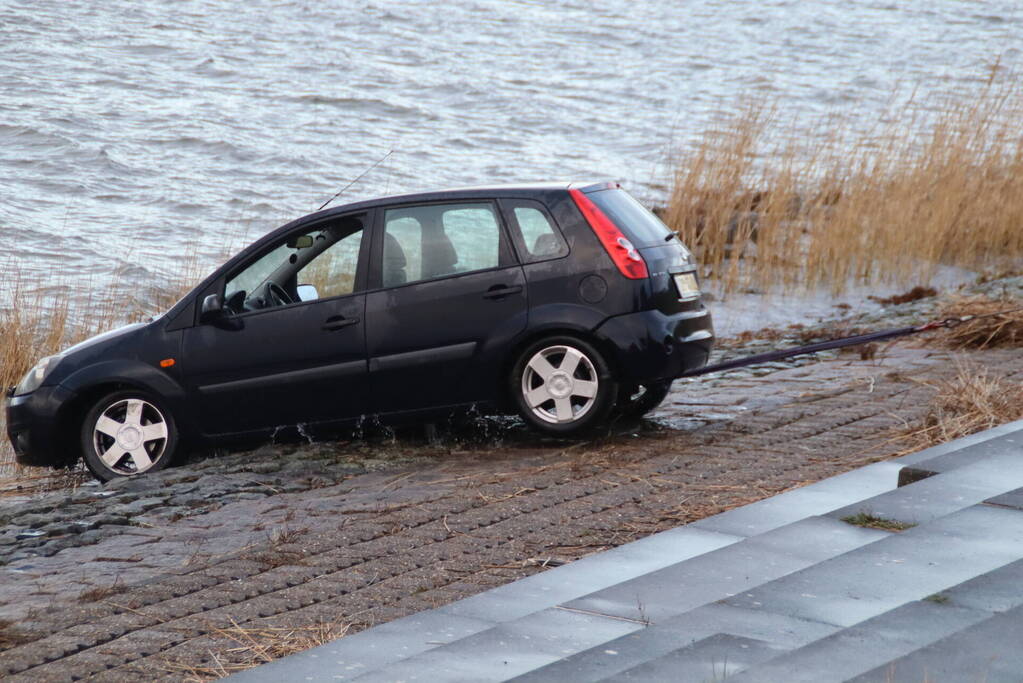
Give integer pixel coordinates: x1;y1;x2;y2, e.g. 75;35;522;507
1;0;1020;293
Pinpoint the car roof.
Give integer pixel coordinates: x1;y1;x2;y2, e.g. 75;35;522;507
307;180;615;222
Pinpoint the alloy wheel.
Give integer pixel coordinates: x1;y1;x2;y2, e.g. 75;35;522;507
520;344;600;424
90;398;169;475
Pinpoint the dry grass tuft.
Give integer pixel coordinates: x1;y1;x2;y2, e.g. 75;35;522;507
665;76;1023;295
0;618;33;648
896;363;1023;454
162;619;351;681
77;577;123;603
927;295;1023;349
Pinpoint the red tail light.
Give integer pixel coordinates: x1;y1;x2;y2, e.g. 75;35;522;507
569;189;649;279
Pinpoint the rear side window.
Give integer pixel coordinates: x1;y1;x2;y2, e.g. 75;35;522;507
586;189;673;247
503;199;569;263
381;202;510;287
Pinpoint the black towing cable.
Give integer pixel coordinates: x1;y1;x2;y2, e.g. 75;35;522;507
680;306;1023;379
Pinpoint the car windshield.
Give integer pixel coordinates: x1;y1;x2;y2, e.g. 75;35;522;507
225;241;301;302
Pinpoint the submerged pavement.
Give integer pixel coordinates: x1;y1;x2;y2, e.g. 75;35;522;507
234;420;1023;682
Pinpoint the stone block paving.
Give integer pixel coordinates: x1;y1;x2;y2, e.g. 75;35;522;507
0;346;1020;680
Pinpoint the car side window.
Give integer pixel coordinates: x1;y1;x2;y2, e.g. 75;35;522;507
297;229;363;299
504;200;569;263
382;202;508;287
223;215;365;314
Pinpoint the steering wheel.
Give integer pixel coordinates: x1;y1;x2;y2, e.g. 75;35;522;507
225;289;247;315
266;282;293;307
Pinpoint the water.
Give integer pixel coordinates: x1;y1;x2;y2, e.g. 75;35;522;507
1;0;1020;299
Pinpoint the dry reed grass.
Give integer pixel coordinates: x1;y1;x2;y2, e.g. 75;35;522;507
926;294;1023;349
895;362;1023;454
161;619;350;681
0;618;32;648
665;74;1023;295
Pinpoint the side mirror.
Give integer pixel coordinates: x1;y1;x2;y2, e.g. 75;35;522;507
296;284;319;302
200;294;225;323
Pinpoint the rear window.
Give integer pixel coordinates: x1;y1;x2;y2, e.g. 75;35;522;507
587;188;673;247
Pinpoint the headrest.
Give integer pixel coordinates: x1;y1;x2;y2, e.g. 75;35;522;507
383;231;407;268
532;233;560;257
422;230;458;276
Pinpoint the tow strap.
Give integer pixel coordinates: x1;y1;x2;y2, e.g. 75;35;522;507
680;306;1023;378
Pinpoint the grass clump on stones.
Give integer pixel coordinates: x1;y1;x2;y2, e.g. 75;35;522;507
896;362;1023;454
927;295;1023;350
162;618;350;680
77;577;123;603
840;511;916;532
0;618;32;648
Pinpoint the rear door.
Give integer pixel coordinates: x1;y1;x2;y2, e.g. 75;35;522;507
365;201;527;413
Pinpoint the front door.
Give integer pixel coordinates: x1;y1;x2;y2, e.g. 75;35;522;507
182;214;370;436
366;201;527;413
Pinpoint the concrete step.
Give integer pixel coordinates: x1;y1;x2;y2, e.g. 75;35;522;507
601;633;784;681
516;499;1023;682
850;602;1023;682
826;437;1023;529
729;550;1023;682
897;421;1023;486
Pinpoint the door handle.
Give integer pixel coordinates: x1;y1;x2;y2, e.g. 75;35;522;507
482;285;523;300
322;315;360;331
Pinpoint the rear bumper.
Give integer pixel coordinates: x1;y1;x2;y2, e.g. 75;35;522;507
593;304;714;384
5;385;74;468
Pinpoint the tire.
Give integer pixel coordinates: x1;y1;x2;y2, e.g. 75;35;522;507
80;390;178;482
510;335;617;435
614;380;673;420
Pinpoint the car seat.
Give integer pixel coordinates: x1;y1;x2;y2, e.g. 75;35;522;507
383;232;408;287
421;230;459;279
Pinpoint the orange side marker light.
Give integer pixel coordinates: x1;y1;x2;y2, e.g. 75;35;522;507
160;358;176;368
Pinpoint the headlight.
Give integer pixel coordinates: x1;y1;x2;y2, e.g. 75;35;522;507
13;356;60;396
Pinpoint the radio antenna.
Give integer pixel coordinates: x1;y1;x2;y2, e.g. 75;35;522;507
317;149;394;211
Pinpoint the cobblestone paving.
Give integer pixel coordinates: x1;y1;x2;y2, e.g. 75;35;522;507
1;343;1021;681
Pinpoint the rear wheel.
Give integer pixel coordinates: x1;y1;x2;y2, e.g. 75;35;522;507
614;380;673;419
80;390;178;481
511;336;617;435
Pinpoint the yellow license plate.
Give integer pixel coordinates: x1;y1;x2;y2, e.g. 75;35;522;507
673;272;700;300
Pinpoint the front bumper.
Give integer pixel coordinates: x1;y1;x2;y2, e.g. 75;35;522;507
5;384;75;467
593;304;714;384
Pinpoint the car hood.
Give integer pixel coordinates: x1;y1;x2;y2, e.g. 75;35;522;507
61;322;148;358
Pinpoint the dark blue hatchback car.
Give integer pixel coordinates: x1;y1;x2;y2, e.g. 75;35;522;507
6;182;713;480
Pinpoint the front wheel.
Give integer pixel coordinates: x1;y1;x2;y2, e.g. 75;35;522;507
511;336;617;435
80;390;178;481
